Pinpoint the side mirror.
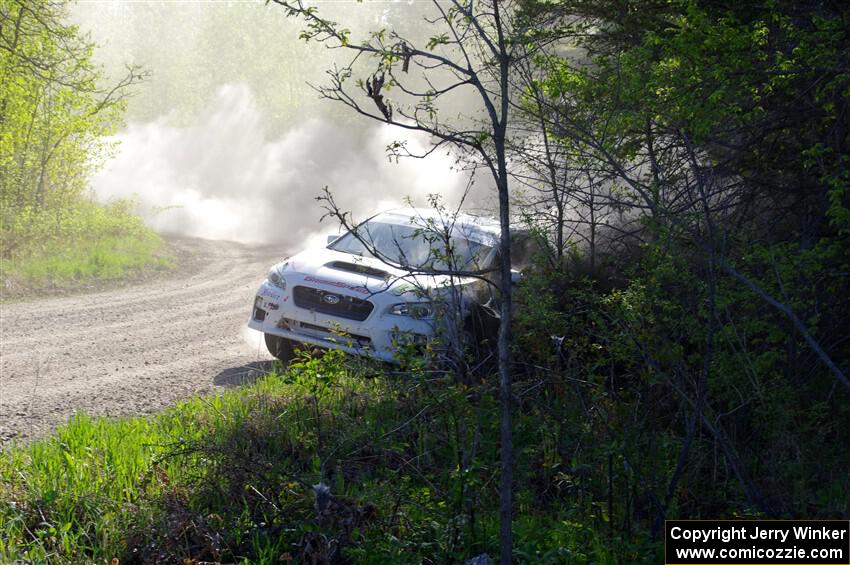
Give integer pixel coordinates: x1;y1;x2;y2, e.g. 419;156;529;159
326;234;339;245
510;269;523;285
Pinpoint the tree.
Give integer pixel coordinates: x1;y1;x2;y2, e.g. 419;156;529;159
509;0;849;522
518;0;849;391
267;0;563;560
0;0;143;255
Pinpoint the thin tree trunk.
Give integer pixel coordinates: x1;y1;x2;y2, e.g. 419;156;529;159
497;170;513;564
493;5;513;562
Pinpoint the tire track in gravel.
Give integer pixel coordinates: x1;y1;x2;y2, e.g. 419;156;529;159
0;238;284;444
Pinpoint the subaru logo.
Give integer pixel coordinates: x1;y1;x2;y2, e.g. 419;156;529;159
322;293;340;305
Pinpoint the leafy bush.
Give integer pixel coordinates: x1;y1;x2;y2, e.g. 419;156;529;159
1;199;169;292
0;352;654;563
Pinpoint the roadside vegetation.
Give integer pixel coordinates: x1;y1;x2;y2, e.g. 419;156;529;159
1;200;169;295
273;0;850;558
0;350;658;563
0;0;165;296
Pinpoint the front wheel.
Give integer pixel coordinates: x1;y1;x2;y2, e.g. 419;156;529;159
264;333;295;363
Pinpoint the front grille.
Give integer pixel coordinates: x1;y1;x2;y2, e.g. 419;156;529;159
293;286;374;321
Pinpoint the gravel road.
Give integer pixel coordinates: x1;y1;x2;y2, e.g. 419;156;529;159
0;238;283;444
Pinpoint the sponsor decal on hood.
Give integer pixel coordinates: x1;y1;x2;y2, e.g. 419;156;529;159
304;275;369;295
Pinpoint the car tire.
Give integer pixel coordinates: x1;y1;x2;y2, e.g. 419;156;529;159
264;333;295;363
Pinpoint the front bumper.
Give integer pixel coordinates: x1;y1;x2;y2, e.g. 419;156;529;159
247;280;434;363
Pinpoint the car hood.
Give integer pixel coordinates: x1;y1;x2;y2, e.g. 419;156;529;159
279;246;471;299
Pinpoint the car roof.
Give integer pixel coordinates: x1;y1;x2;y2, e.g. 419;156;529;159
370;208;502;237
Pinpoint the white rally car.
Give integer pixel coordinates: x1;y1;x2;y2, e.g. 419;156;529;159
248;209;504;363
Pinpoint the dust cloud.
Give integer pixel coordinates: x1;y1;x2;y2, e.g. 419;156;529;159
71;0;484;250
91;83;470;248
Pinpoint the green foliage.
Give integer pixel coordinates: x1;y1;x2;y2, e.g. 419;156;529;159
0;0;162;292
545;0;850;240
0;200;169;293
512;227;850;531
510;0;849;534
711;236;850;510
0;358;655;563
0;0;129;220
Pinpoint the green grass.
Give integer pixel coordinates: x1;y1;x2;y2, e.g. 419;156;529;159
0;351;661;563
1;232;169;283
0;200;171;294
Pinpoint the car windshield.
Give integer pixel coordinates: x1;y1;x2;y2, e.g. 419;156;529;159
329;221;494;272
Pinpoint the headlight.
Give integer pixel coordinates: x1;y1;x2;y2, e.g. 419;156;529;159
267;267;286;290
389;302;433;319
